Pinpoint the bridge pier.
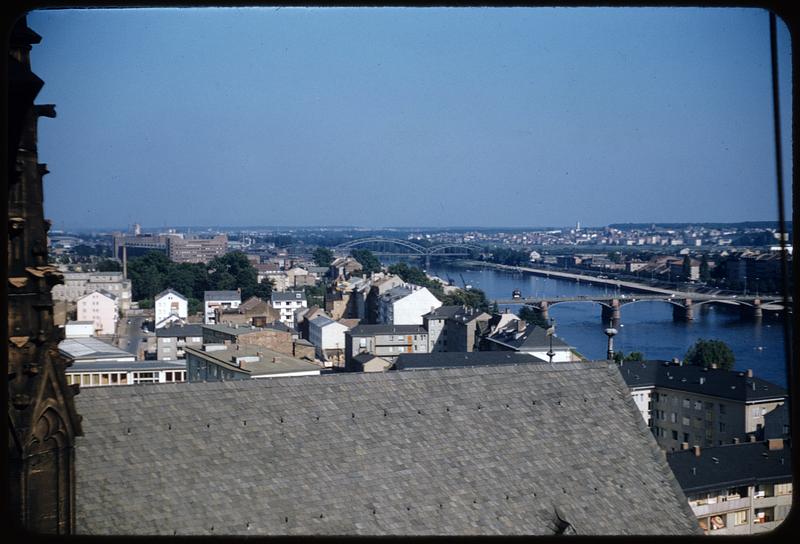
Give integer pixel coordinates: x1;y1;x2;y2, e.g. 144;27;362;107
425;254;430;269
672;299;693;322
753;299;762;319
601;299;621;328
538;301;549;322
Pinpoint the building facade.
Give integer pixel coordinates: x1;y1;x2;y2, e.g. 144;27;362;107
156;324;203;360
424;305;492;353
154;288;188;329
204;290;241;324
66;360;187;388
76;289;118;336
308;315;350;365
271;290;308;327
617;360;787;451
51;271;132;311
166;234;228;264
344;324;429;370
377;285;442;325
667;439;792;535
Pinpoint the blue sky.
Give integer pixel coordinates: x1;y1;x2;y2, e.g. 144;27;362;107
28;7;792;230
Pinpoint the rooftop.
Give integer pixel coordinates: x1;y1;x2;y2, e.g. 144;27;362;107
155;324;204;338
396;351;549;371
424;305;491;323
667;440;792;494
59;337;134;362
271;290;307;302
485;322;572;352
155;288;187;301
74;361;699;535
184;345;320;377
204;290;241;302
348;324;428;337
68;360;186;373
617;360;787;402
202;323;265;336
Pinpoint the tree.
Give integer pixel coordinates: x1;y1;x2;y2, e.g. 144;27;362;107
517;305;550;329
350;248;382;275
313;247;334;267
441;287;490;313
681;255;692;281
207;251;259;298
253;277;274;300
387;262;444;297
684;339;735;370
699;255;710;282
96;259;121;272
491;301;500;314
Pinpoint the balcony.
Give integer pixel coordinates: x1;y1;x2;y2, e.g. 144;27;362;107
691;496;750;517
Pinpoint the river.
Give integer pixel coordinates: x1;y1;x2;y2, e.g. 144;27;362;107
416;260;790;389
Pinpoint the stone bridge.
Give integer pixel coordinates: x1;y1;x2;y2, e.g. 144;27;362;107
492;294;789;326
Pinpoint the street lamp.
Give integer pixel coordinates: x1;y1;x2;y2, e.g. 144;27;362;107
604;321;618;361
546;319;556;364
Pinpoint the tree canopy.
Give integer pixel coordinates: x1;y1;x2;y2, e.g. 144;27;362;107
441;287;490;313
517;305;550;329
684;339;735;370
350;248;382;275
387;262;444;297
312;247;334;267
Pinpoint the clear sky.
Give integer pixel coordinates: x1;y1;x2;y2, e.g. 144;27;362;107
28;7;792;230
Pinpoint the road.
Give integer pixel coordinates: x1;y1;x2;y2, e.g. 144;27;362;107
116;315;149;357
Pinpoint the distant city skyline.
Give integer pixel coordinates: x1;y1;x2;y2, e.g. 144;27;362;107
29;7;792;230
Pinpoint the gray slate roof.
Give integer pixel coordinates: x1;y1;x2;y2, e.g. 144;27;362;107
617;360;787;402
155;288;187;301
486;323;572;352
396;351;548;371
155;324;204;338
204;290;240;302
74;362;699;536
667;440;792;494
271;290;306;302
348;324;427;337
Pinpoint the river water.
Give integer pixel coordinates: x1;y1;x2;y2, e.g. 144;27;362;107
418;261;790;388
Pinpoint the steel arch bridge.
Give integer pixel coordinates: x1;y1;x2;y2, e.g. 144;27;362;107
333;237;484;264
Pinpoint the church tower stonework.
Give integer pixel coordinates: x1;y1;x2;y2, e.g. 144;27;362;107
7;16;83;534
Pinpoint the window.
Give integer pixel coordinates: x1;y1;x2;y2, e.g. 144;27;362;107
705;410;713;421
719;422;726;432
672;430;678;440
682;416;690;426
683;398;691;408
775;483;792;496
704;401;714;410
162;337;173;343
719;403;726;415
683;432;689;442
694;400;703;410
710;515;726;531
734;510;748;526
698;517;709;532
670;412;677;423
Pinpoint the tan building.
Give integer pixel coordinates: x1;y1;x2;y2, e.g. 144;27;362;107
76;289;118;336
202;322;298;357
52;271;132;311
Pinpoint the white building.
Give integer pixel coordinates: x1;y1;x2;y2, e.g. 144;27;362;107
377;284;442;326
76;289;119;336
66;360;187;388
271;290;308;327
65;320;94;338
52;271;132;311
204;290;241;324
308;315;350;364
155;288;188;329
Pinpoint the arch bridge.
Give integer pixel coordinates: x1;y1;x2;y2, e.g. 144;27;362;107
491;294;789;326
334;237;484;267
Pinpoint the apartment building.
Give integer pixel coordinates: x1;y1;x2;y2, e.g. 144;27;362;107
203;290;241;324
52;271;132;311
344;324;428;370
423;305;492;353
271;290;307;327
156;324;203;360
154;288;188;329
76;289;119;336
166;234;228;264
308;315;350;365
66;360;187;388
667;439;792;535
184;344;321;382
482;319;577;363
618;360;787;450
377;284;442;325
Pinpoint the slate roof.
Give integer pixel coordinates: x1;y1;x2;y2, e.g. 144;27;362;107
271;290;307;302
185;346;321;377
155;288;187;301
204;290;240;302
395;351;548;371
667;440;792;494
616;360;787;402
202;323;264;337
155;324;204;338
74;362;700;536
485;323;572;352
348;324;427;337
424;305;490;323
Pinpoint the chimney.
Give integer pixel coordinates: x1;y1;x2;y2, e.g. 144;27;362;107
680;442;689;450
710;363;717;369
746;369;753;378
733;437;740;444
699;377;705;385
693;445;701;457
749;435;757;443
517;320;526;333
768;438;784;451
751;382;756;391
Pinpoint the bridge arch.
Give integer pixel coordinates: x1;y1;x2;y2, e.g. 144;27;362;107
427;243;484;255
335;237;426;254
